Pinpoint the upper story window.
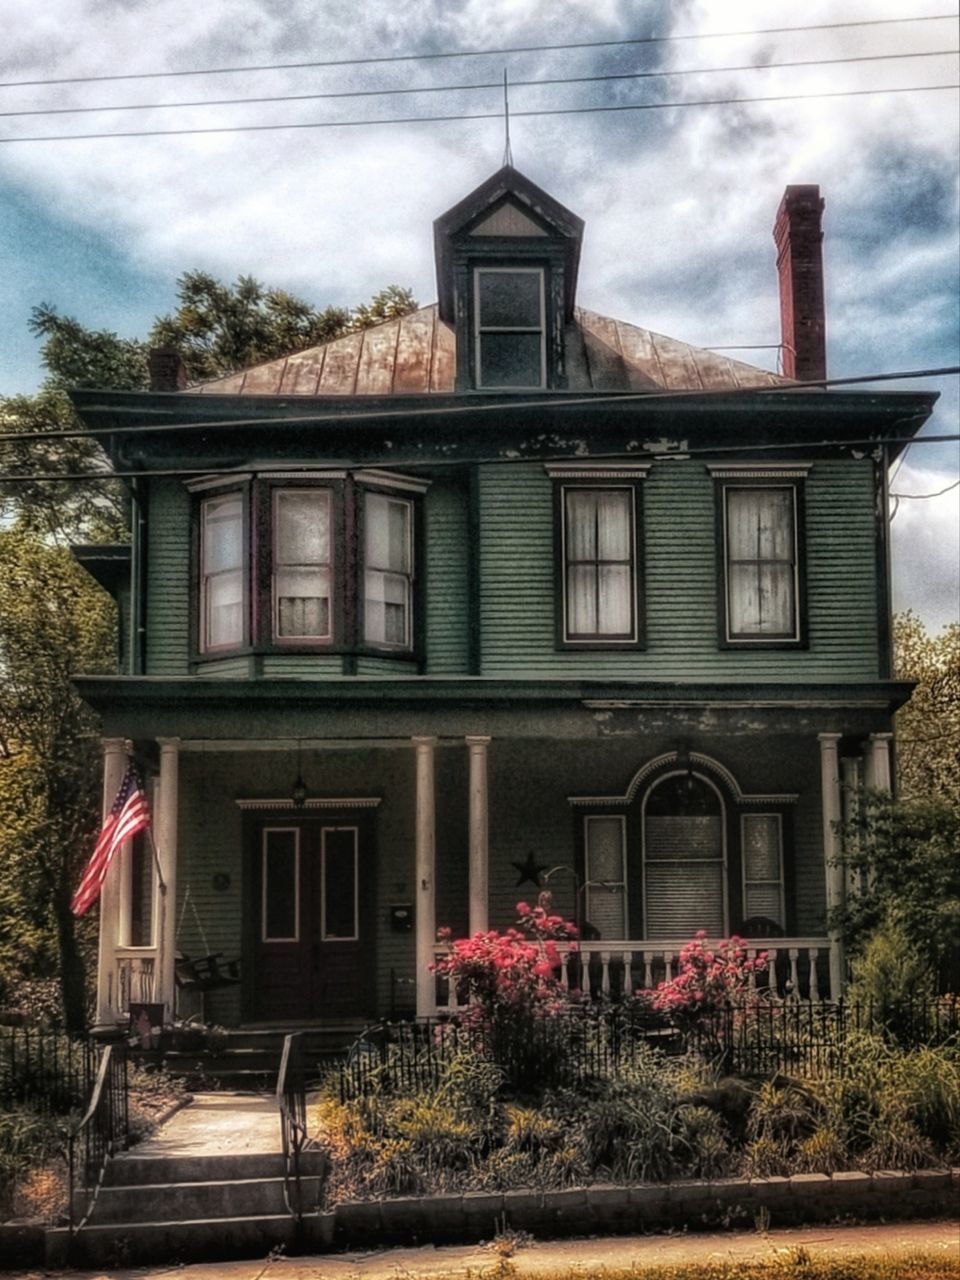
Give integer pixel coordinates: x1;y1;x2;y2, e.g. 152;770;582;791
474;267;545;389
194;472;424;658
547;463;649;649
711;465;809;648
200;492;245;651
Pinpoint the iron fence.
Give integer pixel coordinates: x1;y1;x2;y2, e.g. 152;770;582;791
68;1042;129;1236
338;997;960;1101
0;1025;99;1114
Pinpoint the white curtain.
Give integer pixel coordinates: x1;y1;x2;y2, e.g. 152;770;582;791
566;489;632;636
727;488;795;636
274;490;332;638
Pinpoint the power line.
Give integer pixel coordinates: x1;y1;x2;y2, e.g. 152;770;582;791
2;13;955;90
2;82;956;145
3;48;955;120
1;365;955;447
1;435;958;485
890;478;960;499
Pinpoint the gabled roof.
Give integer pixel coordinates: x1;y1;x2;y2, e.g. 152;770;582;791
187;304;792;397
433;165;585;322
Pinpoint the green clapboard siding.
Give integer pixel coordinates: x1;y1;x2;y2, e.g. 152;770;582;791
146;479;191;674
424;478;470;673
478;459;880;680
262;655;346;677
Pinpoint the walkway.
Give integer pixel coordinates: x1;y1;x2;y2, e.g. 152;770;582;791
119;1091;281;1159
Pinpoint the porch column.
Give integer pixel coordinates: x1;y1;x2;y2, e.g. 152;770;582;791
413;736;437;1019
95;738;129;1026
155;737;180;1021
818;733;844;998
864;732;893;792
466;736;491;936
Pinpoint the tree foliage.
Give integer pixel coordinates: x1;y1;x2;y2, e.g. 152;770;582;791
893;611;960;804
0;532;117;1029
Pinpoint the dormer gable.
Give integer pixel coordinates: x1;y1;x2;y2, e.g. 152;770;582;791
434;165;584;391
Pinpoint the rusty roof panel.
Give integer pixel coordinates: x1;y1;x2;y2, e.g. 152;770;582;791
317;330;363;395
430;313;456;393
393;307;436;394
650;333;705;392
611;318;665;392
578;310;630;391
195;370;246;395
279;347;325;396
242;359;287;396
356;318;400;395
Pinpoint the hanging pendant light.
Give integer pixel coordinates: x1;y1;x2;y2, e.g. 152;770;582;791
291;740;307;808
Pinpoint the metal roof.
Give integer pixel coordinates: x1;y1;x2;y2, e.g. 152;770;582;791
187;304;791;398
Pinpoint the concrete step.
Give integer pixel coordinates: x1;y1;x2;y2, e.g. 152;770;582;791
86;1174;325;1223
48;1210;334;1268
106;1148;326;1186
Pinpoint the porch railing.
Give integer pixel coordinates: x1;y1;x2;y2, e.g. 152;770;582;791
434;936;833;1014
68;1042;129;1237
112;947;158;1018
277;1032;310;1226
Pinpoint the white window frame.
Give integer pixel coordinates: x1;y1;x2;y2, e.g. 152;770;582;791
474;266;546;390
320;826;359;942
362;491;414;651
271;487;334;644
641;771;729;940
583;814;629;939
262;827;300;943
740;812;785;928
199;490;245;653
561;484;638;643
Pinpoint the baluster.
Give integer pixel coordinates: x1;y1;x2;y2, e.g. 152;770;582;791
766;946;778;994
664;951;675;982
789;948;800;998
622;950;633;999
808;948;820;1002
600;951;611;998
558;946;570;993
643;951;653;989
747;949;757;991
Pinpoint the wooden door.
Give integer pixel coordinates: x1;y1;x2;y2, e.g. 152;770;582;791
250;818;373;1021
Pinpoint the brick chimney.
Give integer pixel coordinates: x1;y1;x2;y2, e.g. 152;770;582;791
148;347;188;391
773;185;826;382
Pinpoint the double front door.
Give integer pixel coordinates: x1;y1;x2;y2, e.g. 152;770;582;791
248;817;373;1021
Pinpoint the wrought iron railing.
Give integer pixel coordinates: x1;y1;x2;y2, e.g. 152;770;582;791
68;1041;129;1237
277;1032;311;1225
0;1026;98;1114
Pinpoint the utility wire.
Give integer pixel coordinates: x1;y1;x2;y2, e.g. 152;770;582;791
2;48;955;120
2;82;956;145
1;435;958;485
890;478;960;499
1;365;955;447
2;12;955;89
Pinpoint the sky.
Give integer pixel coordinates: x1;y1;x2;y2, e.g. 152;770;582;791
1;0;957;630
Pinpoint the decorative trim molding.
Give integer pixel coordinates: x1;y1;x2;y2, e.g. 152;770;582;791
353;468;432;494
253;470;348;481
184;473;253;492
235;796;382;811
545;461;652;480
568;751;798;808
707;463;813;480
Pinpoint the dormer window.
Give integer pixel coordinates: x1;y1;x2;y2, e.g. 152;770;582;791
474;267;545;389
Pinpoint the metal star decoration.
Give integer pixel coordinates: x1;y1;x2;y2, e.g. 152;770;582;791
512;851;549;888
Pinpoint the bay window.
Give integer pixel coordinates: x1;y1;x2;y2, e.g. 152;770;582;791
273;489;333;641
363;492;413;648
200;491;245;651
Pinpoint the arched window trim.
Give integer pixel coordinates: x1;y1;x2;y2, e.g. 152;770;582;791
640;768;729;940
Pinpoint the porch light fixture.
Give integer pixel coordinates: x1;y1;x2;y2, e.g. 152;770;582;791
291;740;307;809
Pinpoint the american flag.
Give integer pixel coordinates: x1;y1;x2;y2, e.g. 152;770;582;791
71;764;151;917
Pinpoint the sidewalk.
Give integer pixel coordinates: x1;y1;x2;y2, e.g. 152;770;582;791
42;1218;959;1278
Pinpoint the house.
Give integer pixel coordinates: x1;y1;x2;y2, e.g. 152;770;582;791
71;166;936;1032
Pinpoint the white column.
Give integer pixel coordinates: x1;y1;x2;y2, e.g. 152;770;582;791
95;738;129;1026
466;736;491;936
413;736;437;1019
819;733;844;999
865;732;893;792
155;737;180;1021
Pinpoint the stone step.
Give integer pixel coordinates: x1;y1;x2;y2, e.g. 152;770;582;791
106;1148;326;1186
85;1174;326;1223
47;1210;334;1268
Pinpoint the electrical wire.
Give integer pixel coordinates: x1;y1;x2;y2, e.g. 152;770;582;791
3;82;957;144
3;49;955;120
890;478;960;499
2;436;958;485
2;13;955;90
1;365;955;447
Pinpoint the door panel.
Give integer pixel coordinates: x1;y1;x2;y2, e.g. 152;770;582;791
250;818;373;1021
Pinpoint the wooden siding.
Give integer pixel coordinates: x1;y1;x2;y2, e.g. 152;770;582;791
146;479;191;674
478;458;879;679
424;479;470;673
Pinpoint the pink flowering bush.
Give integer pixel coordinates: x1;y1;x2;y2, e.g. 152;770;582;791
432;894;578;1089
644;932;768;1025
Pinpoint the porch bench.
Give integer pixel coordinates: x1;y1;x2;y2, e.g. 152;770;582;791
174;952;241;1020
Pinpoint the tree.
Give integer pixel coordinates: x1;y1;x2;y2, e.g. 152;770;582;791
0;532;117;1031
893;612;960;804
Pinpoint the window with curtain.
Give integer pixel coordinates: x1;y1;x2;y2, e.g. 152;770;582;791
643;774;726;939
723;485;799;640
583;816;628;938
474;267;545;388
273;489;333;640
364;492;413;649
741;813;784;927
200;492;244;651
563;486;636;641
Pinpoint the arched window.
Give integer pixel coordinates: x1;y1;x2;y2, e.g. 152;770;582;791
643;774;726;939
